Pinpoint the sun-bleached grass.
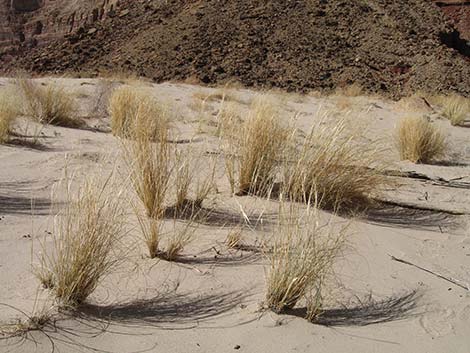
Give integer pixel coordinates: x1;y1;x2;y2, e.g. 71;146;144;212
173;149;216;211
284;116;388;211
441;95;469;126
161;216;200;261
0;89;17;143
109;86;166;140
35;175;126;308
225;227;244;249
136;148;212;259
124;121;171;258
335;83;363;97
396;116;447;164
126;129;171;220
17;79;80;128
117;92;175;259
221;99;292;196
120;100;213;259
0;301;54;339
136;202;201;261
264;202;345;315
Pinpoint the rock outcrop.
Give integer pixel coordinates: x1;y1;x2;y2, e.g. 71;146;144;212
435;1;470;41
0;0;118;54
11;0;42;12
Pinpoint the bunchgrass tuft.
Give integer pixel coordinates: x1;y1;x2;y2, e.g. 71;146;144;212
225;227;244;249
335;83;363;97
441;95;469;126
284;117;388;211
109;86;166;140
264;201;345;315
0;89;17;143
160;215;200;261
18;79;81;128
396;116;447;164
0;302;53;339
221;98;291;196
126;130;171;221
121;98;211;260
35;174;127;308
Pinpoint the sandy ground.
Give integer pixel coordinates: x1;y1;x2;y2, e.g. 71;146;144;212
0;78;469;353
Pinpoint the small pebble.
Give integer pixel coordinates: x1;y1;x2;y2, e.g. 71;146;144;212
234;345;241;350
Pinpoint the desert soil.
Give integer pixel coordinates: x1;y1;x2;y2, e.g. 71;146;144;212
0;78;469;353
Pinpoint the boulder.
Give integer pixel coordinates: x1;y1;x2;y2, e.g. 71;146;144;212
11;0;42;12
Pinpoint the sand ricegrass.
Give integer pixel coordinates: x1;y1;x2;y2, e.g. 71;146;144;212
160;216;200;261
109;86;166;140
0;302;53;339
17;79;80;128
221;99;291;196
396;116;447;164
126;128;171;220
127;136;171;258
264;202;345;315
0;89;17;143
173;149;216;211
122;109;212;259
284;117;388;210
225;227;244;249
35;174;126;308
441;95;469;126
335;84;363;97
136;203;201;261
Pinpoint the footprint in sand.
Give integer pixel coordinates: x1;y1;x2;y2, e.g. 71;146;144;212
420;308;455;338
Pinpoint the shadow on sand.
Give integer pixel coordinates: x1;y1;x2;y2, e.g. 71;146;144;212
360;202;460;231
287;290;421;327
0;194;53;216
0;289;254;353
164;200;276;229
78;289;251;327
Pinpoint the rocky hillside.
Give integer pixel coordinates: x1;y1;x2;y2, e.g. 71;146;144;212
436;1;470;40
1;0;469;98
0;0;118;53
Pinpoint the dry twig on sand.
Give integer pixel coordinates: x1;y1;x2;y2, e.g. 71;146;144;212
390;255;470;291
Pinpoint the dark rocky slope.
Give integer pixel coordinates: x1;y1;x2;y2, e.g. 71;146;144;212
1;0;469;98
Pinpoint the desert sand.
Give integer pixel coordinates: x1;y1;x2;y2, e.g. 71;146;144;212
0;78;469;353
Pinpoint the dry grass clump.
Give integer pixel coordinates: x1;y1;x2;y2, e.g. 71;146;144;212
221;99;291;196
122;107;212;259
18;79;80;127
396;116;447;164
193;90;228;103
173;149;216;211
264;203;345;315
225;227;244;249
109;86;167;140
126;128;171;220
0;303;53;339
136;204;201;261
284;117;387;210
0;89;17;143
35;175;126;308
335;83;363;97
130;145;210;259
125;124;171;258
160;218;199;261
0;313;49;338
441;95;469;126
